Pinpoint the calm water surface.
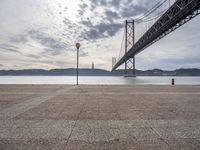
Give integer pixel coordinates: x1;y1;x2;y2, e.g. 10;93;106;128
0;76;200;85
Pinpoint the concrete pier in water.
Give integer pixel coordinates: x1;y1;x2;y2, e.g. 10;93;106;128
0;85;200;149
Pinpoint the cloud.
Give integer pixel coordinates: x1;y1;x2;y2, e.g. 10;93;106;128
78;0;149;41
109;0;121;8
82;22;123;40
105;10;120;19
120;4;147;18
24;54;40;59
79;3;89;9
87;0;148;19
89;0;121;10
63;18;71;26
6;29;70;57
78;3;89;15
0;64;4;67
80;51;89;57
0;43;19;49
27;30;68;54
0;44;22;54
10;34;27;43
80;19;93;28
41;48;63;56
89;0;107;10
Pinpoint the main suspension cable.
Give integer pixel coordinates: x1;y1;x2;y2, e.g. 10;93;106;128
135;0;168;22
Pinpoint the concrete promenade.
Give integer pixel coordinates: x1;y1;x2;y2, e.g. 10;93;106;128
0;85;200;149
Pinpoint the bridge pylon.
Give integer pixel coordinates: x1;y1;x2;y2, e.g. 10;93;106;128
124;20;136;77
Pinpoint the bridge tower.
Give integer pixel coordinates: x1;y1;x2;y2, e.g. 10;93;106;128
124;20;135;77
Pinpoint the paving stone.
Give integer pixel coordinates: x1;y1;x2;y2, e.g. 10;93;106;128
0;85;200;149
66;140;97;150
0;138;66;150
167;138;200;150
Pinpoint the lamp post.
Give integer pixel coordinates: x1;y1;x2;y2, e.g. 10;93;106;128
75;43;80;85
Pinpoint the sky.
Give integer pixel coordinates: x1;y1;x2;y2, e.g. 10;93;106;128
0;0;200;71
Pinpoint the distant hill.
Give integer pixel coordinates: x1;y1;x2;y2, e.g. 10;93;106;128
112;68;200;76
136;68;200;76
0;68;200;76
0;68;111;76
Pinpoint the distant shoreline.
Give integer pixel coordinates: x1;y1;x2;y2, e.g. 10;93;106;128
1;75;200;77
0;68;200;76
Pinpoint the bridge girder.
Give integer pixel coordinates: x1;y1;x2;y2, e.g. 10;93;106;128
112;0;200;71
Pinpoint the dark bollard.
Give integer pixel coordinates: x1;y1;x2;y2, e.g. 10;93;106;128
171;78;175;85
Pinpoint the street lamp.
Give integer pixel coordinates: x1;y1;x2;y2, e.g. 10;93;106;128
75;43;80;85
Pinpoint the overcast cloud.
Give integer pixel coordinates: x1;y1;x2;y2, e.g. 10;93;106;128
0;0;199;70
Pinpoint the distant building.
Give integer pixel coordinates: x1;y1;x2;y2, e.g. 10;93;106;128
92;62;94;70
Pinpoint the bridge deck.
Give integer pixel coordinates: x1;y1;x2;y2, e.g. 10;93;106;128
0;85;200;149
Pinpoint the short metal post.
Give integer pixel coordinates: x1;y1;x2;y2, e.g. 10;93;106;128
171;78;175;85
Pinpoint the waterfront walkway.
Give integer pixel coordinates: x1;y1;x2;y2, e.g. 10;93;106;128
0;85;200;149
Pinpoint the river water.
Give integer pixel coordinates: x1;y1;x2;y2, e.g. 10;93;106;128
0;76;200;85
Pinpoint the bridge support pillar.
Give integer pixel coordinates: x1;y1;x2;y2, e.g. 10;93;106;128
124;20;136;77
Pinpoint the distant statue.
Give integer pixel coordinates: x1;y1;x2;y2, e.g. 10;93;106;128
92;62;94;70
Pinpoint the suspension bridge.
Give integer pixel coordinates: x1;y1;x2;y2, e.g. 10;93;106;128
112;0;200;76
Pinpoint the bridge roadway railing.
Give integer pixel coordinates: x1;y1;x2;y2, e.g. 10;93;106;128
112;0;200;71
